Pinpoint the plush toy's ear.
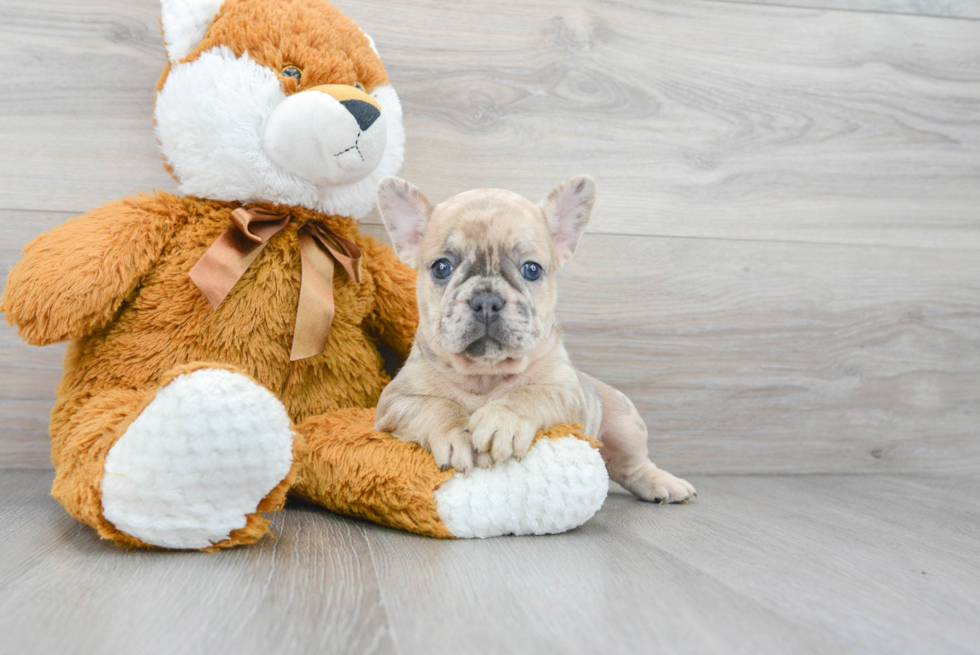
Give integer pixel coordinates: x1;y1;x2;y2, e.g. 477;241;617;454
540;175;596;265
377;177;433;267
364;32;379;56
161;0;224;63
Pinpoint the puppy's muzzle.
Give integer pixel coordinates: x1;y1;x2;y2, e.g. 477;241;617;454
469;293;504;323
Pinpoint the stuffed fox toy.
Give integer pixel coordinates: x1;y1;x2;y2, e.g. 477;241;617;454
1;0;608;549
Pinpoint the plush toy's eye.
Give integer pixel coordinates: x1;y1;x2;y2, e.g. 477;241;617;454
431;259;454;280
282;66;303;82
521;262;543;281
354;82;365;91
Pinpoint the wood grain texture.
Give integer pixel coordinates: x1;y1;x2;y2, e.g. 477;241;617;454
0;0;979;249
0;0;176;207
4;220;978;473
364;474;980;655
2;469;979;655
353;0;980;250
559;233;980;475
715;0;980;20
0;210;69;468
0;470;396;655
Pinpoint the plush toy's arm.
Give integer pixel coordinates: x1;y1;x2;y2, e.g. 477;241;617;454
358;232;419;362
1;192;186;346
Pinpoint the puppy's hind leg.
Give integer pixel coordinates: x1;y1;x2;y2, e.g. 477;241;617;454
592;378;696;504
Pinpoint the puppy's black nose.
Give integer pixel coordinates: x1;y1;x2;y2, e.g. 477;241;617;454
469;294;505;322
340;99;380;131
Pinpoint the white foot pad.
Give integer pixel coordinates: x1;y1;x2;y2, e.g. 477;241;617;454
101;369;294;549
434;436;608;538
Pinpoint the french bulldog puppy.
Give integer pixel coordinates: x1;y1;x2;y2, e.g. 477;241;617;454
374;176;696;504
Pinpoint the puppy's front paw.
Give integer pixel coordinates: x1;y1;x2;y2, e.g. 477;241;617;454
432;426;477;473
624;465;697;504
469;403;537;466
395;425;475;473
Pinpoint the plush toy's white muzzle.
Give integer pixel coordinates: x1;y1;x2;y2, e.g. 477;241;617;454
263;85;388;187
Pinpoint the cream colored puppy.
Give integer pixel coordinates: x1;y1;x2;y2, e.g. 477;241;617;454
374;176;696;504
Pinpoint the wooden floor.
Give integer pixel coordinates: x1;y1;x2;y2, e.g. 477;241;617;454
2;0;979;652
2;469;978;655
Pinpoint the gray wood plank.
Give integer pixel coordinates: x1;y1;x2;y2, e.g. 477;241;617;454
714;0;980;20
4;220;978;474
0;397;57;467
364;509;836;655
0;470;396;655
556;232;980;475
0;0;178;208
4;471;977;655
614;474;980;654
355;0;980;249
361;473;980;655
1;0;979;249
1;210;71;468
0;468;87;589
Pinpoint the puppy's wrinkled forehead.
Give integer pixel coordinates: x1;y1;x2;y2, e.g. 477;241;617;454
421;189;552;266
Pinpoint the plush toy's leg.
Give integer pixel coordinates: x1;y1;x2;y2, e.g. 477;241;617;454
292;408;456;537
292;409;609;538
50;363;296;550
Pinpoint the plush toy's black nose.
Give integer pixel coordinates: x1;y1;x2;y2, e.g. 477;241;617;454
469;294;505;323
340;99;380;131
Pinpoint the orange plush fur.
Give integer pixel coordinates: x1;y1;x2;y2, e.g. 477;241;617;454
3;193;425;547
176;0;389;88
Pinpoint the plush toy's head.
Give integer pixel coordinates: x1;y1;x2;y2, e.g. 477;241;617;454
155;0;404;218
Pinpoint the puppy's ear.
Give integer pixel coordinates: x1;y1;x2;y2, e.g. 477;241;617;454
541;175;596;264
377;177;433;267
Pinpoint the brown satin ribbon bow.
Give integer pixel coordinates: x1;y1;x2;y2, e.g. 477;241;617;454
189;206;361;361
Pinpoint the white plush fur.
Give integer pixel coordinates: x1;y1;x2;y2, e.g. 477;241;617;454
101;369;294;549
263;89;388;187
434;436;609;538
155;46;405;219
161;0;224;62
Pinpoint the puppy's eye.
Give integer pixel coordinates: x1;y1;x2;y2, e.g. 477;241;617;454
431;258;454;280
521;261;543;281
354;81;365;91
282;66;303;82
